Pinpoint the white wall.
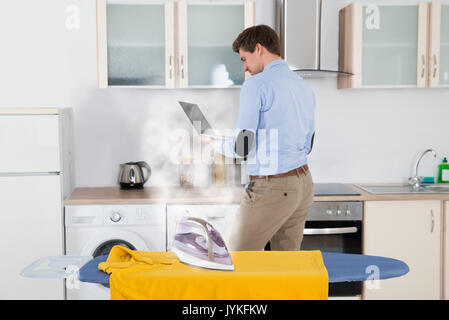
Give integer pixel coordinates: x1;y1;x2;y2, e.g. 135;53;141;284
0;0;448;188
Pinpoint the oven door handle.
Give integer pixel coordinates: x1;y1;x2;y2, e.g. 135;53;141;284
303;227;358;235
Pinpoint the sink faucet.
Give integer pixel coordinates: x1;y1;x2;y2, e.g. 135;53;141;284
409;149;437;190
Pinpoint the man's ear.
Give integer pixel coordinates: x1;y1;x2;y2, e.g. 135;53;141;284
255;43;263;55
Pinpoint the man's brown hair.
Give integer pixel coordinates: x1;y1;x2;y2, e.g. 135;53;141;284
232;25;281;56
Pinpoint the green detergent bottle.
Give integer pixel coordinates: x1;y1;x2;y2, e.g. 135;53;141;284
438;157;449;183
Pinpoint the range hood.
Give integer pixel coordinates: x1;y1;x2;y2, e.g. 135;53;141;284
279;0;352;78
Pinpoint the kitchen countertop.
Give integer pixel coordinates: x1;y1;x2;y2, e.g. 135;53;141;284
65;186;243;205
0;108;59;115
65;184;449;205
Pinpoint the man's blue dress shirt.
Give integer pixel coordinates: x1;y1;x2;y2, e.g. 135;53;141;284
215;59;316;176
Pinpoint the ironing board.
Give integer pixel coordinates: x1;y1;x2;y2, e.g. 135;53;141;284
78;252;409;285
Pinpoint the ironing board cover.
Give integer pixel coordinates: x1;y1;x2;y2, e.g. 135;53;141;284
94;246;329;300
80;251;409;286
79;248;409;300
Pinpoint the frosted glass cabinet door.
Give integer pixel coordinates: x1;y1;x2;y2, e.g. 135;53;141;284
440;5;449;86
181;3;247;87
362;5;419;87
99;1;173;87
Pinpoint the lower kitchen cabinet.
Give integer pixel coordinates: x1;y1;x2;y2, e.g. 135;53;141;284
363;200;441;300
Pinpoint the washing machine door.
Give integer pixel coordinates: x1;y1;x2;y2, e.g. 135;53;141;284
81;230;148;257
67;230;148;300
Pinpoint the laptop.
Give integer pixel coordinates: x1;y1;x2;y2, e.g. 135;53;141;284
178;101;231;140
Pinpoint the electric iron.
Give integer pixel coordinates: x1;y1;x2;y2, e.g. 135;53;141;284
169;217;234;271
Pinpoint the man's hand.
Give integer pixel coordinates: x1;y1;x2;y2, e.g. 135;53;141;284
201;135;215;144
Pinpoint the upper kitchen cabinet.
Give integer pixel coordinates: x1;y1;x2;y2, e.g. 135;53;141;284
178;2;254;87
97;0;175;88
436;4;449;87
96;0;254;89
338;2;448;89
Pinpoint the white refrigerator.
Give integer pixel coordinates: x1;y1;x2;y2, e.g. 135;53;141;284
0;108;73;299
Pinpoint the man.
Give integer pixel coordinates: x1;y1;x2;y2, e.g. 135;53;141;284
213;25;316;251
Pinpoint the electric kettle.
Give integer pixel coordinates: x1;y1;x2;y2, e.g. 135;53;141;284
118;161;151;189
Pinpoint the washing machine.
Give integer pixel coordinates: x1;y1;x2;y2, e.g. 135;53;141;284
65;203;166;300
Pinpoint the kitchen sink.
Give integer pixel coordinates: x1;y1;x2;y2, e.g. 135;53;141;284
423;184;449;192
355;184;449;194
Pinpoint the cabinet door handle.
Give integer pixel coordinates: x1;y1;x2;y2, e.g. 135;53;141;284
433;55;438;79
169;55;173;79
430;209;435;233
181;55;185;79
421;55;426;78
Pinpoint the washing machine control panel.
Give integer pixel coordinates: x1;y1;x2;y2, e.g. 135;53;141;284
103;207;129;225
65;204;166;227
109;211;122;223
101;205;166;226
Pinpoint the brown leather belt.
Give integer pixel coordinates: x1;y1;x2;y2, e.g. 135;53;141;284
249;164;309;181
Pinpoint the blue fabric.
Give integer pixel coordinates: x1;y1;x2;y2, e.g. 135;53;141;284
79;252;409;285
321;252;409;283
78;255;109;285
214;59;316;176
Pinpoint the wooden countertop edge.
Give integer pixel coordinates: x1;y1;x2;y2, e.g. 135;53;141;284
65;184;449;205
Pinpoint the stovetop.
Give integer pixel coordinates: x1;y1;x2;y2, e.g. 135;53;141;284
314;183;361;196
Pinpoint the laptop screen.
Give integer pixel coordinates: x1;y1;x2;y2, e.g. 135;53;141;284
178;101;212;134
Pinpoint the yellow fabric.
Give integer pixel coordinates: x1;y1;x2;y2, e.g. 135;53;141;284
99;245;328;300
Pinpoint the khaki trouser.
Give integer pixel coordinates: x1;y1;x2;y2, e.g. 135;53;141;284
228;169;314;251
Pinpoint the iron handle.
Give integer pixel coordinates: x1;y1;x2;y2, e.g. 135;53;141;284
207;216;225;220
182;217;214;261
304;227;358;235
421;55;426;78
430;209;435;233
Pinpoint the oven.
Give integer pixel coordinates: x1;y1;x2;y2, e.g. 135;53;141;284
301;201;363;298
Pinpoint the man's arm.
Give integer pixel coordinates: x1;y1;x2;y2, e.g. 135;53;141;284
305;92;316;155
305;131;315;155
